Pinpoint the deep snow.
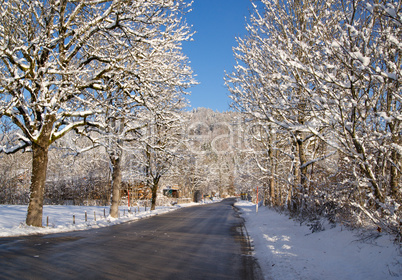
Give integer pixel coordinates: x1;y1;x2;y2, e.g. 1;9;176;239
0;199;401;279
234;200;402;280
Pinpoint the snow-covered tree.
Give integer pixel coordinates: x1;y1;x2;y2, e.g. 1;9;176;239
0;0;194;226
226;0;401;234
302;0;402;232
226;0;337;211
137;93;188;210
73;1;194;217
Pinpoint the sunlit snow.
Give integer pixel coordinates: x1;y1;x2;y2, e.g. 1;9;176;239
0;199;401;279
235;200;402;280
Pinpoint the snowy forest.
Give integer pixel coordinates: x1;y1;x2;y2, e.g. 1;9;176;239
0;0;401;240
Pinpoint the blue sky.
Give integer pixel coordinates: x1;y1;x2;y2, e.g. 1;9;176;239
182;0;253;112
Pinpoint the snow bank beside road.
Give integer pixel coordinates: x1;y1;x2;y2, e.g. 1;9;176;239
0;201;212;237
235;200;402;280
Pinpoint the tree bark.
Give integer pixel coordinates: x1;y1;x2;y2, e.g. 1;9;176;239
351;135;385;204
287;185;293;212
297;137;308;194
289;141;298;212
268;140;275;206
390;143;401;200
269;169;275;206
26;142;49;227
110;155;122;218
26;115;55;227
151;176;160;211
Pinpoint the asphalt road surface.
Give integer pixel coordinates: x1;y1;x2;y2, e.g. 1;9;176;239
0;198;263;280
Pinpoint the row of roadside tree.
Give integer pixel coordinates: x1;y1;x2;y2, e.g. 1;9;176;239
0;0;196;227
226;0;401;238
1;0;400;240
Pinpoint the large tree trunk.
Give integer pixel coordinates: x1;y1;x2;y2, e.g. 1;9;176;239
110;155;122;218
26;142;49;227
150;176;160;211
26;116;55;227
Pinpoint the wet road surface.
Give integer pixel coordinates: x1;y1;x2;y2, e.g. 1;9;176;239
0;198;262;280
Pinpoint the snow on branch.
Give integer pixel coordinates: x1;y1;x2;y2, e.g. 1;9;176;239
0;139;30;154
300;151;337;169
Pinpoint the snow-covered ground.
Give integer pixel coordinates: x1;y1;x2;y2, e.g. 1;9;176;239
1;199;401;279
0;202;204;237
235;200;402;280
